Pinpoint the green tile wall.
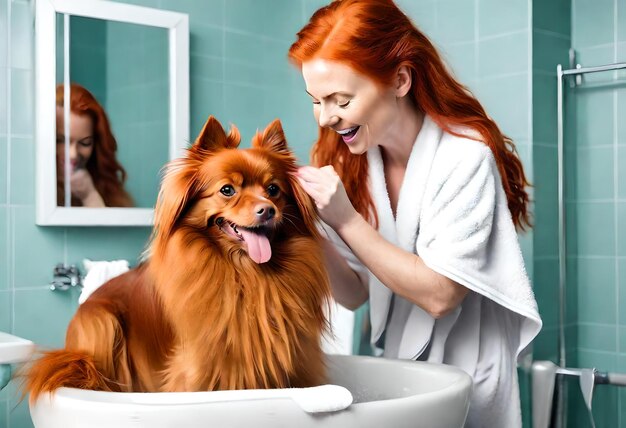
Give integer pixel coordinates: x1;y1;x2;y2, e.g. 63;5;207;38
532;0;626;426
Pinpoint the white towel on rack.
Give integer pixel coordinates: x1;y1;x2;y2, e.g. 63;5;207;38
79;259;130;304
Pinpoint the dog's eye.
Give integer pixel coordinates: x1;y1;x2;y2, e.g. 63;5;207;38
220;185;236;197
267;184;280;197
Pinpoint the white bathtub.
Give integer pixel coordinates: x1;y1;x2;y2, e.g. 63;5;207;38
30;354;472;428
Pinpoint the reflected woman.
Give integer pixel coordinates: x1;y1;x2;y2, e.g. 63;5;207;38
56;83;133;207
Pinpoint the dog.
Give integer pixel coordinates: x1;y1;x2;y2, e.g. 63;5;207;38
24;116;331;403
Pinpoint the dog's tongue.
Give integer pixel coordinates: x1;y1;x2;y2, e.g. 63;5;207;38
240;229;271;264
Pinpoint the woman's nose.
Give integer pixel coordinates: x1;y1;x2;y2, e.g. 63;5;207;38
68;142;77;161
318;105;339;128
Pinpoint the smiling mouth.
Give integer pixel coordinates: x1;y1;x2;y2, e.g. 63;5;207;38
215;217;272;264
336;126;360;143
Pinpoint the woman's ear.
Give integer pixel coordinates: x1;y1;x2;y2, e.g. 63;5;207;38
395;65;412;98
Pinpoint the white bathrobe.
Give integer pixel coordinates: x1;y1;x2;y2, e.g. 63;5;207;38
325;115;542;427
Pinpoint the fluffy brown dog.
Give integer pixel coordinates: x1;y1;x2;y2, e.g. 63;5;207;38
25;116;331;402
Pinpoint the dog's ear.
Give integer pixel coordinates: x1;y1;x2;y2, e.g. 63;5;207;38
287;174;321;239
252;119;290;155
193;115;240;151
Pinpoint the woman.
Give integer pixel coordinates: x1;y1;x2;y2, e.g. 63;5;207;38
56;83;133;207
289;0;542;426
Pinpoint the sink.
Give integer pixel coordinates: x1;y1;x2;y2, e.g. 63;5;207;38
30;354;472;428
0;331;35;391
0;331;35;364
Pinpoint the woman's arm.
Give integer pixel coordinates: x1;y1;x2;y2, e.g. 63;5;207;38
298;166;468;319
320;238;369;310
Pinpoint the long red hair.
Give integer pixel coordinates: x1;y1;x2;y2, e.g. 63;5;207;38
288;0;531;230
56;83;133;207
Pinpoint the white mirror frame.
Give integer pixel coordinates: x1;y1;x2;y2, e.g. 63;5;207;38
35;0;189;226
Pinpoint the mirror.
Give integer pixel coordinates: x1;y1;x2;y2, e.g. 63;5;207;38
35;0;189;226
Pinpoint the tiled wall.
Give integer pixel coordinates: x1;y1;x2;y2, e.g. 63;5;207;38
1;0;535;427
567;0;626;425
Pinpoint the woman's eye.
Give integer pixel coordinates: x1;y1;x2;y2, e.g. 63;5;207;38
78;139;94;148
220;185;235;196
338;100;350;108
267;184;280;197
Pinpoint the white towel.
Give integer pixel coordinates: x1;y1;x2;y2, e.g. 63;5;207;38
321;299;355;355
79;259;130;304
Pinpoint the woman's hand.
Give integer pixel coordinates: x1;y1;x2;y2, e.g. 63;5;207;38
296;165;359;230
71;169;105;207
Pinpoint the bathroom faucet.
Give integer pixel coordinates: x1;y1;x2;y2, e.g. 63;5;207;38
50;263;83;292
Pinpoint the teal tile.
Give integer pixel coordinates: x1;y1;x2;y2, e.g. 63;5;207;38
440;42;476;86
0;137;6;204
620;324;626;352
0;401;6;428
395;0;437;37
532;325;558;362
262;0;304;40
190;78;224;140
7;390;34;428
9;137;34;205
575;202;615;256
565;324;578;355
575;90;615;147
224;0;265;35
618;203;626;257
579;323;617;352
0;291;9;332
532;75;558;145
533;0;570;36
618;90;626;146
533;258;559;328
479;0;528;38
0;207;7;290
0;0;6;69
572;0;615;48
0;67;7;135
66;227;151;268
190;54;223;82
620;0;626;42
12;206;65;289
223;83;267;145
10;0;32;70
478;31;528;77
224;60;263;86
435;0;474;45
10;69;33;137
13;288;76;349
532;148;559;258
575;146;614;200
533;31;570;74
262;38;293;73
576;45;616;84
578;349;618;372
475;74;529;141
111;0;159;7
161;0;224;28
566;257;579;324
224;31;264;66
577;257;616;323
190;24;223;58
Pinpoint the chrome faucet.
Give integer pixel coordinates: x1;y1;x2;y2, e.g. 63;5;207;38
50;263;83;292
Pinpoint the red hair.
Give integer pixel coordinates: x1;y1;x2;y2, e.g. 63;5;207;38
288;0;531;230
56;83;133;207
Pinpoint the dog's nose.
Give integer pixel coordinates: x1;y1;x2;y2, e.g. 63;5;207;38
255;204;275;222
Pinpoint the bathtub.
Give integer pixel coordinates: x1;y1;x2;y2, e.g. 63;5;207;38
30;354;472;428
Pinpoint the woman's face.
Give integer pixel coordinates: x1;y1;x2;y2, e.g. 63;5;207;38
56;108;95;177
302;59;399;155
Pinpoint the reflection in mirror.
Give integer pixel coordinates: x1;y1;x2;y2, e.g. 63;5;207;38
55;15;170;209
56;83;134;207
35;0;188;226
